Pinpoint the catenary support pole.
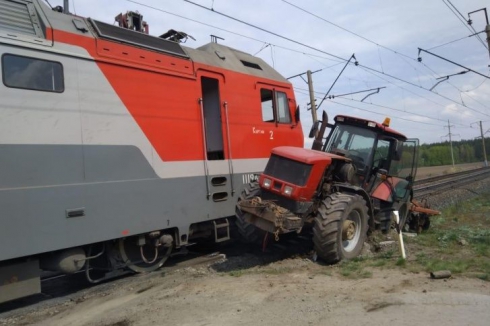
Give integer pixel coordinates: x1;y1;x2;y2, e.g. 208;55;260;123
479;121;488;167
448;120;455;167
307;70;318;136
486;23;490;60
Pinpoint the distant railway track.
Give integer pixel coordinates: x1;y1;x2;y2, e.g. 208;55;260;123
413;167;490;199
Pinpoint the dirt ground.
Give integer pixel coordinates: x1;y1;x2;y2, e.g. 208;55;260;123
1;248;489;326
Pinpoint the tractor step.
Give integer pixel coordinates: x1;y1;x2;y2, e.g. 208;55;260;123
213;219;230;243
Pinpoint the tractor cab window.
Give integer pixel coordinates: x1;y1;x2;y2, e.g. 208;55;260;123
260;88;291;123
326;124;376;171
373;139;391;171
390;139;418;179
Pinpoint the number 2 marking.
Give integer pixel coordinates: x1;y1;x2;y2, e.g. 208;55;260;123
269;131;274;140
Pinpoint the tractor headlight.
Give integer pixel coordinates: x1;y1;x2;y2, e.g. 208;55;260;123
263;178;272;189
283;185;293;196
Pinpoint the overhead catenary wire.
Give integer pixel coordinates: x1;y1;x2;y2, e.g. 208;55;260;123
328;100;446;127
71;0;77;15
125;0;347;66
442;0;488;50
279;0;478;87
254;43;269;56
422;63;490;110
294;89;448;131
427;30;486;51
130;0;489;119
361;65;490;117
279;0;416;62
293;86;466;126
178;0;489;117
419;48;490;80
277;0;490;114
179;0;347;62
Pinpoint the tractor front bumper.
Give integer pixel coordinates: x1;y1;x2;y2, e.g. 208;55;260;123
238;197;303;235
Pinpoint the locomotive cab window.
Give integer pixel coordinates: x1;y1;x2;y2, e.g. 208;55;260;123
2;54;64;92
260;88;291;124
261;89;274;122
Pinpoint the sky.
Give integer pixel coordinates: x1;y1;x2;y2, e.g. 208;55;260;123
55;0;489;145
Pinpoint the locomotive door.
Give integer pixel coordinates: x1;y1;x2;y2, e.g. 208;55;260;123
201;77;225;160
199;75;234;201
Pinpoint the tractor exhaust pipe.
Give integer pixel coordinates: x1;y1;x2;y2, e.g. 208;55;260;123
312;111;329;151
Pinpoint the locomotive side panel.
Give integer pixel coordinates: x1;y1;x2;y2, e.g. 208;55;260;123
0;0;304;303
0;42;301;262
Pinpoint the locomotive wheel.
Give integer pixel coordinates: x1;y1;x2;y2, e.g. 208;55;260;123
313;193;368;263
118;236;172;273
235;182;265;244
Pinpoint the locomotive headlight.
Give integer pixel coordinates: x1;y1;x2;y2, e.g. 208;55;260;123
283;185;294;196
367;121;376;128
263;178;272;188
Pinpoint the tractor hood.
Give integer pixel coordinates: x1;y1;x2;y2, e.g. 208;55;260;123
271;146;350;164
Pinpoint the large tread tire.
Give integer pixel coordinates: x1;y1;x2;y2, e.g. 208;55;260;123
379;201;411;233
313;193;368;264
235;182;265;244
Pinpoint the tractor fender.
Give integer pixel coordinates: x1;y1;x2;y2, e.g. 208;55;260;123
334;183;375;229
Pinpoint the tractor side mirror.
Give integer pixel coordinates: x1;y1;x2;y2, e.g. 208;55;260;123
308;121;320;138
393;140;403;161
308;111;330;139
294;105;300;123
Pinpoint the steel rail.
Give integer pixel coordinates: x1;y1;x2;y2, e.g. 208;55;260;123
413;168;490;198
414;167;490;185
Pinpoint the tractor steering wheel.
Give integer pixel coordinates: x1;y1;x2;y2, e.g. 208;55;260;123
347;151;365;170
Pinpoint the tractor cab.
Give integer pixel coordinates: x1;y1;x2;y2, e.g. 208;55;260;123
324;115;418;199
322;115;419;231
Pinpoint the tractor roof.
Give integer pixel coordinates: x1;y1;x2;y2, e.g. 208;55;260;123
335;115;407;140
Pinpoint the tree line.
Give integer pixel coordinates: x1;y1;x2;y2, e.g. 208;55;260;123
418;138;489;167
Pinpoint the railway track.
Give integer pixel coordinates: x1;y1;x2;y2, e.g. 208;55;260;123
413;167;490;199
2;167;490;314
0;234;314;315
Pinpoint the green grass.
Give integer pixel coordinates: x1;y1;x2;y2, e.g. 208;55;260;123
395;258;406;267
415;253;469;274
405;193;490;279
226;193;490;281
338;258;373;279
369;259;387;267
229;270;245;277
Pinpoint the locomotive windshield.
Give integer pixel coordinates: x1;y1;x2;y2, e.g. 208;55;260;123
325;124;377;168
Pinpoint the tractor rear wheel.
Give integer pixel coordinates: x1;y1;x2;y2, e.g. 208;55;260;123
313;193;368;263
235;182;265;244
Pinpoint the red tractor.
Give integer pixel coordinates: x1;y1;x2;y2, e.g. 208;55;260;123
236;112;419;262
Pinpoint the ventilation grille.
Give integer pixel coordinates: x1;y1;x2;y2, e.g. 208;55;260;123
0;0;36;36
89;18;189;59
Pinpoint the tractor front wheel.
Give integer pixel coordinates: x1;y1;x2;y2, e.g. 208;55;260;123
313;193;368;263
